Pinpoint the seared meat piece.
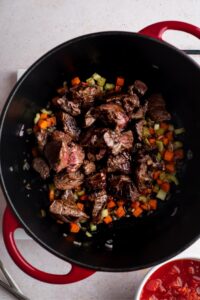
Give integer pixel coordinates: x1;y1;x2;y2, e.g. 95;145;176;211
147;94;171;122
83;160;96;175
136;155;153;192
67;143;85;173
107;152;131;174
32;157;50;179
35;129;48;151
136;120;145;141
84;108;98;127
131;102;148;120
61;189;74;201
50;198;88;223
54;171;84;190
99;103;129;131
103;130;134;155
44;139;69;173
58;112;80;141
128;80;148;97
81;127;107;150
87;152;96;162
52;96;81;116
90;190;107;223
70;84;103;107
105;93;126;104
86;171;106;190
127;183;140;202
122;94;140;114
95;148;106;160
50;130;72;144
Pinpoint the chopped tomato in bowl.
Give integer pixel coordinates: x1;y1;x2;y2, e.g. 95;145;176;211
135;258;200;300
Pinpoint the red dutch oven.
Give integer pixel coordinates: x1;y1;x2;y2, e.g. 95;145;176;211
0;21;200;284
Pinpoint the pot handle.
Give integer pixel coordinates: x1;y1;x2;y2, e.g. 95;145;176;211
139;21;200;40
3;207;95;284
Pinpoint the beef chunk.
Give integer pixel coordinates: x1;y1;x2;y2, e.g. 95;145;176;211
32;157;50;179
136;120;145;141
127;183;140;202
50;197;88;223
128;80;148;96
105;93;126;104
84;108;98;127
67;143;85;173
86;171;106;190
107;152;131;174
131;102;148;120
52;96;81;116
95;148;107;161
58;112;80;141
80;127;107;150
103;130;134;155
109;175;140;201
136;155;153;192
122;94;140;114
83;160;96;175
147;94;171;122
35;129;48;151
44;139;69;173
99;103;129;131
70;84;103;107
50;130;72;144
90;190;107;223
54;171;84;190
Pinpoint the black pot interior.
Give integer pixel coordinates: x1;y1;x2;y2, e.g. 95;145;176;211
0;32;200;271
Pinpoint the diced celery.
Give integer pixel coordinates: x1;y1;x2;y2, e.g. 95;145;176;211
97;77;106;87
86;231;92;238
156;152;162;162
34;113;40;124
41;109;52;114
156;189;167;200
139;195;147;202
154;123;160;131
167;174;179;185
104;83;115;90
174;128;185;135
101;209;109;218
143;127;150;137
86;77;95;86
77;190;85;197
168;124;174;131
156;140;164;152
155;128;165;136
90;223;97;232
92;73;102;81
173;141;183;150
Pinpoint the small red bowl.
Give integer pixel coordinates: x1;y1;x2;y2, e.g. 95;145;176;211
135;257;200;300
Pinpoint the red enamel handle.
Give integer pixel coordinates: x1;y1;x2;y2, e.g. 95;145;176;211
3;207;95;284
139;21;200;40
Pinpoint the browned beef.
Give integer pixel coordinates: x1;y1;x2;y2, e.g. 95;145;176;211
52;96;81;116
128;80;148;96
136;155;153;192
122;94;140;114
136;120;145;141
147;94;171;122
108;175;131;197
107;152;131;174
67;143;85;173
35;129;48;151
54;171;84;190
131;102;148;120
50;130;72;144
84;108;98;127
58;112;80;141
32;157;50;179
86;171;106;190
105;93;126;104
103;130;134;155
90;190;107;223
99;103;129;131
83;160;96;175
70;84;103;107
95;148;107;160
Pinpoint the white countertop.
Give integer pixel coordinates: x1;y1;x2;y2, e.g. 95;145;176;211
0;1;200;299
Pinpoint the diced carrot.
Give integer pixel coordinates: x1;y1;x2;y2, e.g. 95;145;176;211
40;113;48;119
115;206;126;218
161;182;170;192
49;188;54;202
79;195;88;201
133;207;143;217
141;203;150;210
116;76;125;87
149;138;156;145
47;116;56;127
157;179;163;186
153;170;160;180
149;199;157;210
77;202;84;211
160;122;169;130
166;163;175;173
174;149;184;160
163;137;169;145
107;200;116;209
149;128;155;135
117;200;125;207
131;201;140;209
115;85;121;92
32;147;38;157
103;215;113;224
70;222;80;233
37;119;49;130
164;150;174;162
166;131;173;141
71;77;81;86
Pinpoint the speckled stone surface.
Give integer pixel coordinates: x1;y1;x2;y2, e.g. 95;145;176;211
0;1;200;299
